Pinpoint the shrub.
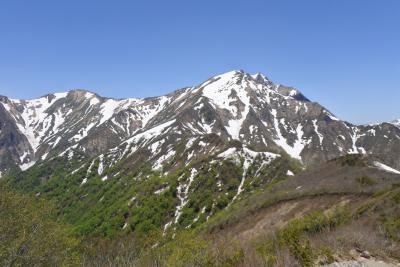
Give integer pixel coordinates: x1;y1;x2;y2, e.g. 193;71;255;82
256;208;352;267
357;176;376;186
256;237;279;267
318;246;335;264
0;183;81;266
337;154;363;167
382;217;400;242
139;231;244;267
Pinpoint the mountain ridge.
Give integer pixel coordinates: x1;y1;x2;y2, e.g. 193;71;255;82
2;69;400;241
1;70;400;177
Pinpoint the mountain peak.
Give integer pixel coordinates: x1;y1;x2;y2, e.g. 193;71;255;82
214;70;245;80
206;70;272;90
214;70;271;83
251;72;270;84
391;119;400;128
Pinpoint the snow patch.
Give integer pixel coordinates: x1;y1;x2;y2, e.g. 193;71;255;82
98;154;104;175
348;127;366;154
85;92;100;106
373;161;400;175
312;119;324;146
217;146;279;203
164;169;198;233
287;170;294;176
271;109;309;160
99;99;120;125
125;119;176;146
153;149;175;170
149;139;165;154
41;152;49;160
154;186;170;195
324;110;340;121
230;147;279;203
20;161;36;171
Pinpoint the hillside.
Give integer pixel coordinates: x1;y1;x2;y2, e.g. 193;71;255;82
162;155;400;266
1;71;400;266
75;155;400;266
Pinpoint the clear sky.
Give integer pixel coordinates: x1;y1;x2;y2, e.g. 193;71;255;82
0;0;399;124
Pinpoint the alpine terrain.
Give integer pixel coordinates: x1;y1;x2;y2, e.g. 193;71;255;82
1;70;400;266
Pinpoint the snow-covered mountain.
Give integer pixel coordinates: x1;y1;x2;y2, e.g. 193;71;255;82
1;70;400;177
2;70;400;236
391;119;400;128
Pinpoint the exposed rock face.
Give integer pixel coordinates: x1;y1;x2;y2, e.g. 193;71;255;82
0;70;399;176
0;98;32;172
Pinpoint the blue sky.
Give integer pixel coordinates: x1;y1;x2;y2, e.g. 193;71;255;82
0;0;399;124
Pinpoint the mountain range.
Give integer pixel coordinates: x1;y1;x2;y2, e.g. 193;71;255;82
1;70;399;174
1;70;400;236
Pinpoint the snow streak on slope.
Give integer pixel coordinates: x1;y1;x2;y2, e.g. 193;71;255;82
218;146;279;203
99;99;122;125
373;161;400;175
348;127;366;154
271;109;309;160
124;119;176;147
163;168;198;234
312;119;324;146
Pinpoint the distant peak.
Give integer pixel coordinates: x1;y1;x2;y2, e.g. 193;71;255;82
391;119;400;127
